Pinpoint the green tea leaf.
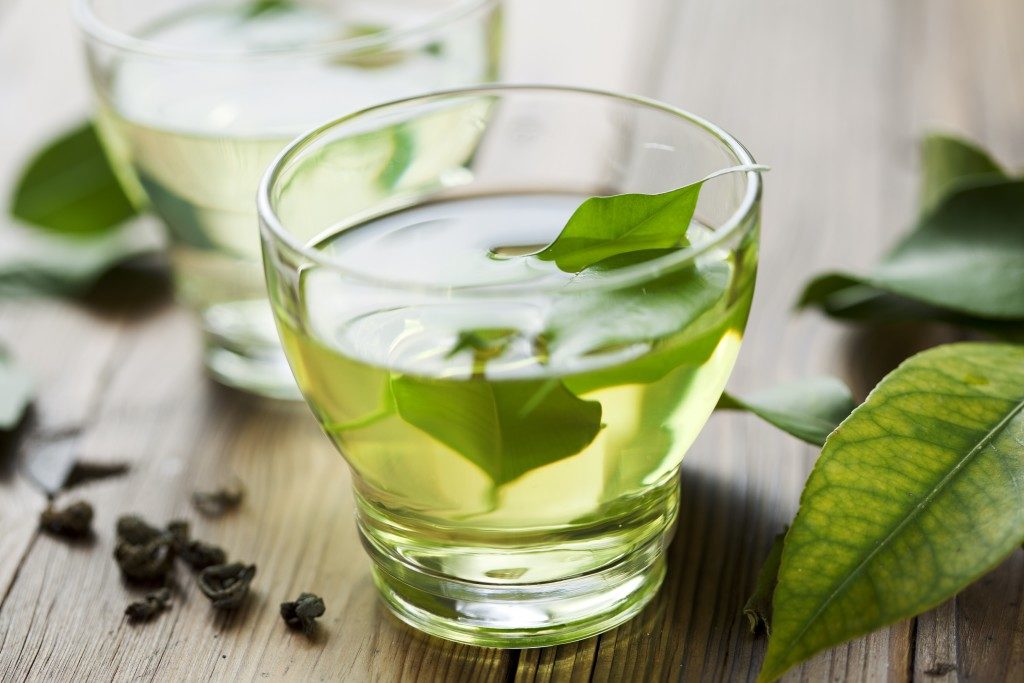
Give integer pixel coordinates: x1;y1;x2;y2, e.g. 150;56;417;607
536;164;765;273
921;133;1006;211
536;183;702;273
243;0;295;18
392;376;602;486
759;343;1024;682
717;377;855;446
796;274;1024;341
799;179;1024;321
743;527;787;635
548;252;730;364
10;122;138;235
0;218;164;296
0;352;33;430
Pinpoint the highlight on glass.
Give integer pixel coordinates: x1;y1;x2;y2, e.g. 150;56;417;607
258;85;762;646
74;0;502;399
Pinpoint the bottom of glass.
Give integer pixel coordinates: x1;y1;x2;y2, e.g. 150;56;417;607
365;529;669;648
201;300;301;401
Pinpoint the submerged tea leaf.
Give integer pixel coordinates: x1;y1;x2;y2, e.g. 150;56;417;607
759;343;1024;681
280;592;326;635
717;377;856;446
10;122;138;235
242;0;295;18
392;377;602;486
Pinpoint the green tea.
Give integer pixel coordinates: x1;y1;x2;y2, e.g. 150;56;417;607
273;194;755;584
91;1;499;393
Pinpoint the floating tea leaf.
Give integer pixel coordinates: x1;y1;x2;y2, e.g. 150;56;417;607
167;519;227;571
125;587;171;623
198;562;256;609
280;592;326;635
192;481;245;517
39;500;93;538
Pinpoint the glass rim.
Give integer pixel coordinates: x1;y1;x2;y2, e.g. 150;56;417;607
258;84;762;296
72;0;499;61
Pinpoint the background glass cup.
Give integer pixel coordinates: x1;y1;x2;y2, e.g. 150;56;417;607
74;0;502;399
259;85;761;646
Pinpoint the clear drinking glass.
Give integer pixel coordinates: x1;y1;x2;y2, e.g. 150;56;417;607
258;86;761;646
74;0;502;399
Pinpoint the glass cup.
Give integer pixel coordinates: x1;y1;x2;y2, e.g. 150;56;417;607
258;86;761;646
74;0;502;399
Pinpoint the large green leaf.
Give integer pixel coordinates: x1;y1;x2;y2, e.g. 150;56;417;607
796;274;1024;341
717;377;856;446
10;122;139;235
759;343;1024;682
0;218;164;296
536;183;703;273
920;133;1006;211
0;352;33;430
799;179;1024;321
391;376;602;486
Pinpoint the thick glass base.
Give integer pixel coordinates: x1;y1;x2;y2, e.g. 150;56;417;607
367;532;668;648
357;475;679;648
201;300;301;400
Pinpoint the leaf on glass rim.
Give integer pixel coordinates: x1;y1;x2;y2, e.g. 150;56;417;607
743;527;787;635
10;122;138;235
536;165;764;273
536;183;702;273
0;218;164;297
798;179;1024;321
717;376;856;446
920;133;1006;211
759;342;1024;682
0;352;33;430
392;376;602;486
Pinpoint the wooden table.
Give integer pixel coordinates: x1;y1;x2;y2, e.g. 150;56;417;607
2;0;1022;680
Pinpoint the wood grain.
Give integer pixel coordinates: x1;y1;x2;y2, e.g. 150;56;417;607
1;0;1023;681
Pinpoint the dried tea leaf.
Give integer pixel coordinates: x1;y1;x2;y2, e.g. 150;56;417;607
125;587;171;623
116;514;164;545
167;519;227;571
198;562;256;609
114;537;175;584
114;514;175;583
280;592;326;635
192;481;245;517
39;500;93;538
